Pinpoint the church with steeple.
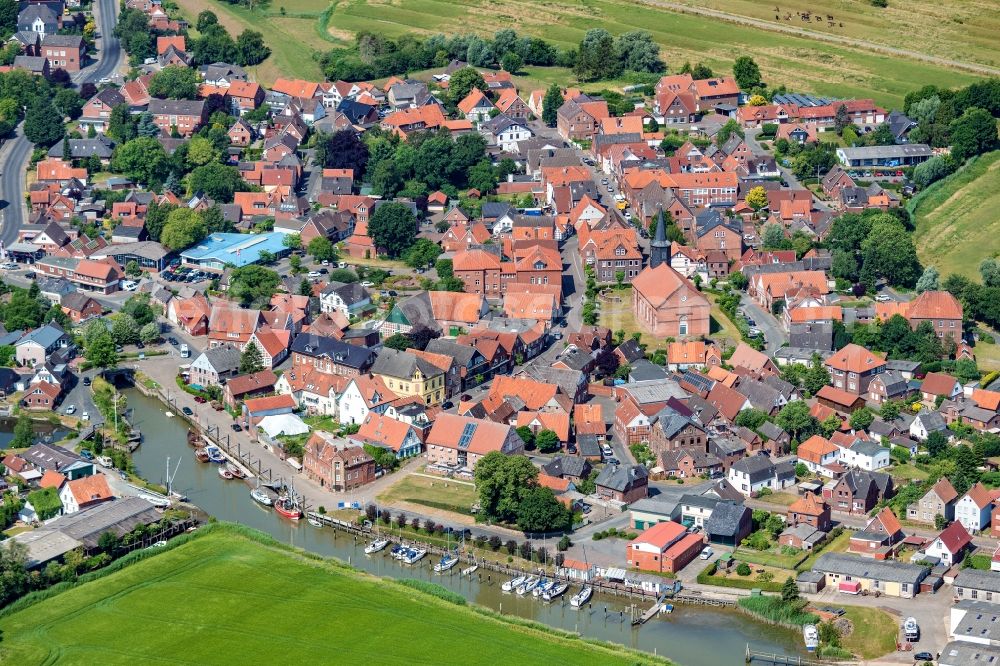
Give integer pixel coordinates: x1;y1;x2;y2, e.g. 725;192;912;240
649;208;671;269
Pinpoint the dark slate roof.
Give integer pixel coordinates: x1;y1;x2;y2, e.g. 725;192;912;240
49;137;117;160
322;281;370;306
199;344;242;374
759;421;787;442
577;434;601;458
615;339;644;363
481;202;516;220
289;333;374;369
629;359;669;382
424;338;483;368
595;463;647;492
147;99;205;116
542;455;590;479
652;407;697;439
705;501;748;538
730;454;776;483
371;346;440;379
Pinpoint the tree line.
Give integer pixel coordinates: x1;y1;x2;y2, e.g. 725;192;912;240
321;27;665;83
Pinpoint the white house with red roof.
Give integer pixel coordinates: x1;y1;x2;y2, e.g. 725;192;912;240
920;521;973;566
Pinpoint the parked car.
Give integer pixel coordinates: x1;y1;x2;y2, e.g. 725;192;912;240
80;449;94;460
181;406;193;416
700;546;714;560
82;377;91;386
308;271;321;278
360;281;374;287
194;396;207;404
65;405;76;415
231;423;243;432
81;411;89;421
874;294;892;302
913;652;932;662
168;337;179;346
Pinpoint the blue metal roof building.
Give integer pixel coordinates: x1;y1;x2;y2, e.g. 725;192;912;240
180;233;290;270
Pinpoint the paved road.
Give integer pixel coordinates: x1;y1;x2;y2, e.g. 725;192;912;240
637;0;1000;77
739;293;787;354
0;0;121;248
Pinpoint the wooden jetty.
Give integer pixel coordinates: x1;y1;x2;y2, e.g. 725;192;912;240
746;645;819;665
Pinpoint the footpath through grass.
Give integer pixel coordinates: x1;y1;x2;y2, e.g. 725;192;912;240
911;151;1000;280
0;524;663;665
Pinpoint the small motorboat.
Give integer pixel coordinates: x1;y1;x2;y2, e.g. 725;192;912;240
217;466;234;480
516;576;539;596
226;463;245;479
274;495;302;520
659;603;673;614
187;430;201;447
390;545;406;559
542;582;569;602
803;624;819;653
462;564;479;576
402;548;427;564
433;554;459;572
250;486;272;506
502;575;525;592
205;446;225;464
194;449;210;463
307;518;323;528
570;586;592;608
903;617;919;641
365;538;390;555
533;579;554;598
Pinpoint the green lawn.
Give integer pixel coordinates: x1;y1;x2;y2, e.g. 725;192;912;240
0;525;660;665
377;473;478;516
889;463;929;481
839;606;899;660
911;151;1000;280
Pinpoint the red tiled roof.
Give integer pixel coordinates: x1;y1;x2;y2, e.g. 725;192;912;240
243;394;296;413
631;521;686;550
935;520;972;554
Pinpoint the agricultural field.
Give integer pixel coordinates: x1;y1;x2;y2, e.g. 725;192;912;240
665;0;1000;70
324;0;984;108
181;0;988;107
911;151;1000;280
0;526;654;665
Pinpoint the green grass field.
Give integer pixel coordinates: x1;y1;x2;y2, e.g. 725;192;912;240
911;151;1000;280
839;607;898;660
324;0;983;108
663;0;1000;70
377;472;478;516
0;525;660;665
181;0;987;107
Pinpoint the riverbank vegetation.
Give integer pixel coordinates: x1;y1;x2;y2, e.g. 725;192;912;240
0;524;666;665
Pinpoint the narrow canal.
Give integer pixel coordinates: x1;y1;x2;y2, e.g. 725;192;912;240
125;387;803;666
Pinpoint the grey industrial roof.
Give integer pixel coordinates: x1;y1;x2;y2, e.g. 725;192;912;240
813;552;928;584
838;144;932;160
955;569;1000;594
938;641;1000;666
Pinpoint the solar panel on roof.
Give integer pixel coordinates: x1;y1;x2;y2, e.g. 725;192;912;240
457;422;477;450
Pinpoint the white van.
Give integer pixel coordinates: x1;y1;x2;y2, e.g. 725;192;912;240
180;343;190;358
121;280;138;291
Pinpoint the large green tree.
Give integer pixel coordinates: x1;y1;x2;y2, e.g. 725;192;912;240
542;84;562;127
160;208;208;250
228;265;280;308
732;56;761;89
473;452;539;524
110;137;170;188
368;202;416;258
516;486;572;532
950;107;998;161
448;67;488;106
187;163;246;202
24;99;64;147
148;66;200;100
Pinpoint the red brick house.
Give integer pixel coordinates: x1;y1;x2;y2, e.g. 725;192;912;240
41;35;85;73
147;98;206;137
303;431;375;491
60;293;102;322
22;382;61;410
627;521;704;573
787;493;832;532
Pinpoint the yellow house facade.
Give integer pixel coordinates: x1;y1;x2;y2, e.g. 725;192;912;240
371;347;445;406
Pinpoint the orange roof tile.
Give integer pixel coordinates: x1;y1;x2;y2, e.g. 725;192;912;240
908;290;963;321
243;394;296;413
631;521;686;549
67;474;113;505
797;435;837;465
825;344;886;374
788;492;828;516
964;482;993;509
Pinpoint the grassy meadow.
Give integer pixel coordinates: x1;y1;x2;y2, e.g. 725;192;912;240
0;525;661;665
180;0;986;107
911;151;1000;280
